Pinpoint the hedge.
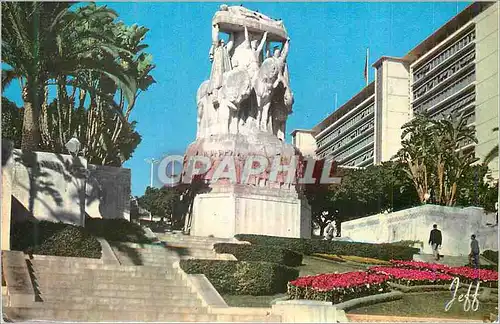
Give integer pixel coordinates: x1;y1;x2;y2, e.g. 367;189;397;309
213;243;303;267
11;220;102;259
85;218;153;244
179;259;299;295
234;234;418;261
482;250;499;265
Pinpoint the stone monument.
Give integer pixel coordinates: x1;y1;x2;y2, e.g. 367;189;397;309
183;4;311;239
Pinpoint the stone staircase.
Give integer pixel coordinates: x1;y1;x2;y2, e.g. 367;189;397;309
2;248;280;322
156;233;247;260
413;253;495;267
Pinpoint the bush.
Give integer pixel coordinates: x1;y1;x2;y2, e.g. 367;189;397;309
180;259;299;295
85;218;153;243
482;250;498;265
234;234;418;261
213;243;303;267
11;220;102;259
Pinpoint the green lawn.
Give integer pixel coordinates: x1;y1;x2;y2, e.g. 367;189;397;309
348;291;498;320
298;255;367;276
222;294;286;307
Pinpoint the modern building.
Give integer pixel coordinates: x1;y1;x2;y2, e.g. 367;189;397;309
292;1;499;179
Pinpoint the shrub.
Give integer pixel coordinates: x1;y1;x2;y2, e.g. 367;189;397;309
11;220;101;259
482;250;498;265
234;234;418;261
179;259;299;295
388;240;423;249
85;218;153;243
213;243;303;267
288;272;390;304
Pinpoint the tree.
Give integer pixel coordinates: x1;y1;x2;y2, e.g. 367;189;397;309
430;112;478;205
455;164;498;213
1;97;23;148
137;187;179;223
304;161;419;236
304;183;337;237
395;113;435;203
395;112;478;206
2;2;139;152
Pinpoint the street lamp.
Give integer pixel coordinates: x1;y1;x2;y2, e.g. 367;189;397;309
145;158;160;188
65;137;81;157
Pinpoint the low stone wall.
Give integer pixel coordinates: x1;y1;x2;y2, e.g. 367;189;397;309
5;149;131;228
341;205;498;256
10;150;87;226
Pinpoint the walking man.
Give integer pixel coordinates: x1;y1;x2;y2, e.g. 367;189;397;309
428;224;442;261
470;234;480;269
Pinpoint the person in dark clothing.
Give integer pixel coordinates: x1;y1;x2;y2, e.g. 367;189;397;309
470;234;480;269
428;224;442;261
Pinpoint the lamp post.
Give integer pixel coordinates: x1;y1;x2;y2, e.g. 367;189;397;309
65;137;81;157
145;158;159;188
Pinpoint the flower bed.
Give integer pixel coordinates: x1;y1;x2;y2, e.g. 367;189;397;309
390;260;498;287
369;266;453;286
446;266;498;286
288;271;390;304
390;260;452;273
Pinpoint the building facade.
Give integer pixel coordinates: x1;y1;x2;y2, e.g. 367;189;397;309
292;2;499;179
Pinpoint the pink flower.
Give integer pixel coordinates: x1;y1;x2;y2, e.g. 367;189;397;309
369;266;453;282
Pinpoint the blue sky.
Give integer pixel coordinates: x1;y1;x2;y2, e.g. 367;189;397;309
3;2;469;196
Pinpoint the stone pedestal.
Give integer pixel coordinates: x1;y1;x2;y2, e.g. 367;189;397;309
190;185;311;238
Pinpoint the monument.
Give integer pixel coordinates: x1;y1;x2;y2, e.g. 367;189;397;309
183;4;312;239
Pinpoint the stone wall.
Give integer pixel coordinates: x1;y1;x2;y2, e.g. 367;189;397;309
5;150;131;230
341;205;498;256
85;164;131;221
1;152;13;250
10;150;87;226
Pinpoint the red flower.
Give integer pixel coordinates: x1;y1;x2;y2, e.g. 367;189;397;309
446;267;498;282
369;266;453;282
289;271;389;291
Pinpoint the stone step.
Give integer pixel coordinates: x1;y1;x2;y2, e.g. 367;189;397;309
116;260;178;267
111;254;178;263
4;307;210;322
13;301;206;313
413;254;495;267
36;293;202;305
111;242;172;251
158;234;238;242
111;250;176;258
30;261;171;272
5;307;280;322
32;273;184;285
26;255;104;264
32;267;177;280
33;280;192;292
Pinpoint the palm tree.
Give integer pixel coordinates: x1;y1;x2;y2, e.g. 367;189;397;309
2;2;137;151
395;112;478;206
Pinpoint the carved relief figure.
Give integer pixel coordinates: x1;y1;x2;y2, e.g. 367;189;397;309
196;5;293;138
